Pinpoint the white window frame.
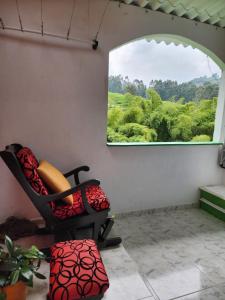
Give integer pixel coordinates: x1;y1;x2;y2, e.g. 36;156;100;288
214;71;225;143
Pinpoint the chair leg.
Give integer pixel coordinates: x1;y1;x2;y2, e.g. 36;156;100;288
101;217;114;240
98;236;122;249
36;227;52;235
40;247;51;262
93;222;101;241
73;227;93;240
54;230;73;243
98;216;122;249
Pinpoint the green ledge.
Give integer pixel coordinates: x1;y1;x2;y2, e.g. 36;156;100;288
107;142;223;147
200;201;225;223
200;190;225;210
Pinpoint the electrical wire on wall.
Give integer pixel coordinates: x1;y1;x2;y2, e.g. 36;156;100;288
0;18;4;29
67;0;76;40
87;0;90;40
40;0;44;36
15;0;23;31
93;0;110;50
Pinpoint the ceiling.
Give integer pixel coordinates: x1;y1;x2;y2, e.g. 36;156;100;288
113;0;225;28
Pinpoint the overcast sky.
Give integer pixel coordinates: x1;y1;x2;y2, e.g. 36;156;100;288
109;39;221;85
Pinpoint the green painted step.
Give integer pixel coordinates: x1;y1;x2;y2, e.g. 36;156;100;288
200;185;225;222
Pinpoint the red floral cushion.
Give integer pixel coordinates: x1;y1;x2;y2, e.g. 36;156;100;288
52;185;110;220
48;240;109;300
16;147;55;209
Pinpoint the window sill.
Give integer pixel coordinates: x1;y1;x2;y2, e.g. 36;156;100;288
107;142;223;147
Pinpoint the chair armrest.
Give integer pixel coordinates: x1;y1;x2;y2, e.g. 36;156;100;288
39;179;100;204
79;185;97;215
64;166;90;185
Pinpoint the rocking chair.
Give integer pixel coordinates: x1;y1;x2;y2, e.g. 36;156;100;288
0;144;121;249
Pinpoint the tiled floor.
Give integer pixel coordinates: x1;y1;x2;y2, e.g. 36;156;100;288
114;208;225;300
14;207;225;299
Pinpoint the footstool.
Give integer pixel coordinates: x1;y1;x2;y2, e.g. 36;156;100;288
48;239;109;300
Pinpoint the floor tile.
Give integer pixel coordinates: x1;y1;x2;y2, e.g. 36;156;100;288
145;262;214;300
137;297;155;300
101;245;153;300
194;255;225;285
176;284;225;300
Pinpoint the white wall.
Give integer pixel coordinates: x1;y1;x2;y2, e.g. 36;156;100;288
0;0;225;221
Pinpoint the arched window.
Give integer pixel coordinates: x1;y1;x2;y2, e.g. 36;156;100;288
107;36;224;145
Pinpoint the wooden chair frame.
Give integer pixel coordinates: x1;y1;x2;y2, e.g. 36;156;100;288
0;144;121;248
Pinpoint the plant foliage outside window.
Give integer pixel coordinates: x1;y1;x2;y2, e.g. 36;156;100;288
107;40;220;144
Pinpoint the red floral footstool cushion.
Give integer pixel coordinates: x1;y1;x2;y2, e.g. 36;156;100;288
48;240;109;300
52;185;110;220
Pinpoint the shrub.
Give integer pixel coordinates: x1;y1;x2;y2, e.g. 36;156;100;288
119;123;157;142
123;107;144;124
107;127;128;142
191;135;211;142
108;90;217;143
171;114;194;141
128;136;147;142
146;88;162;110
107;107;124;129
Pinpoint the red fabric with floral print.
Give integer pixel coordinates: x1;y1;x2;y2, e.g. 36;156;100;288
52;185;110;220
48;239;109;300
16;147;55;210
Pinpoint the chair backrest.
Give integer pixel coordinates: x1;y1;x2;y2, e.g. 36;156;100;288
0;144;56;227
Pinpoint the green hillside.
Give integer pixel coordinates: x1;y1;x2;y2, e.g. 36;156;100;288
107;89;217;143
109;74;220;102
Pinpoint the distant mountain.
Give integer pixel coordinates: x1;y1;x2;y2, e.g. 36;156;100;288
108;74;220;102
189;73;220;86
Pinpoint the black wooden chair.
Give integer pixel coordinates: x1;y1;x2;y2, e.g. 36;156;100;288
0;144;121;249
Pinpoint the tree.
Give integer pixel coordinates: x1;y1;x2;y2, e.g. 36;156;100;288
108;75;124;94
107;107;124;129
107;87;217;143
109;74;219;102
171;114;194;141
150;75;219;102
149;111;171;142
124;82;137;95
119;123;157;142
195;83;219;100
123;106;144;124
107;127;128;142
150;79;179;100
133;79;146;97
146;88;162;110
